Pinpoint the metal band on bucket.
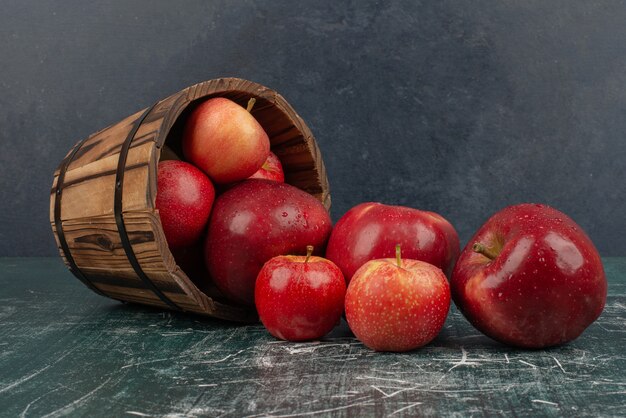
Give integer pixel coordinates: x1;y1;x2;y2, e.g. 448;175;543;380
114;103;182;311
54;138;108;297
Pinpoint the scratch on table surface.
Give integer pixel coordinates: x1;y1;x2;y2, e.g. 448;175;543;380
40;377;112;418
371;385;421;398
19;386;62;418
183;333;217;354
221;378;268;388
591;380;626;386
0;364;51;394
356;375;415;385
126;412;151;417
282;343;351;355
552;356;566;373
518;359;538;369
505;353;510;363
255;396;376;418
531;399;559;407
120;355;186;369
197;350;245;364
164;407;228;418
447;347;480;372
388;402;424;416
160;331;193;337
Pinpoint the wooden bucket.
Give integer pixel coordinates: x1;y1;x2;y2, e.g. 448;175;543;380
49;78;331;322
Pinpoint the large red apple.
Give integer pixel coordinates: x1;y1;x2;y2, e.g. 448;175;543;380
182;97;270;184
326;202;459;283
451;203;607;348
345;245;450;352
156;160;215;249
255;246;346;341
248;151;284;182
205;180;332;305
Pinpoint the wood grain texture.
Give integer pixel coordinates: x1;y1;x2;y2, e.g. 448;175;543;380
1;257;624;417
49;78;329;322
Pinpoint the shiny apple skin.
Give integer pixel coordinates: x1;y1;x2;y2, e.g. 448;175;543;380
451;203;607;348
325;202;460;283
255;254;346;341
345;258;450;352
205;180;333;306
156;160;215;249
248;151;285;182
182;97;270;184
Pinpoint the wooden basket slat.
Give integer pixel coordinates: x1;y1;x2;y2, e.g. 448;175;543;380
68;110;145;171
85;271;186;294
50;142;155;220
50;138;154;194
94;284;197;310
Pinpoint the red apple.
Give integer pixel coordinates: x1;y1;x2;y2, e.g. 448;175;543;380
182;97;270;184
326;202;460;283
216;151;285;194
205;179;333;305
255;246;346;341
249;151;284;182
451;203;607;348
156;160;215;249
345;245;450;352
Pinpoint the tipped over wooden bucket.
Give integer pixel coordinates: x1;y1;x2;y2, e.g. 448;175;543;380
50;78;331;322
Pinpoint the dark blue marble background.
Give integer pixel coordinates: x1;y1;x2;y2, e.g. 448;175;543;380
1;0;625;256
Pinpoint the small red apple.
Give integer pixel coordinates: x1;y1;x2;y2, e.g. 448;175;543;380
326;202;459;283
182;97;270;184
205;179;333;305
451;203;607;348
345;245;450;352
248;151;284;182
156;160;215;249
255;245;346;341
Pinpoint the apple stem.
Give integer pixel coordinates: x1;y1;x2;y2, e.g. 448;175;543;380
246;98;256;113
472;242;498;260
305;245;314;263
396;244;402;268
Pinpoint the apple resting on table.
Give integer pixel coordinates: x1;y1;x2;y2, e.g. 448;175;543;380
156;160;215;249
451;203;607;348
182;97;270;184
205;179;333;306
326;202;459;283
345;245;451;352
255;246;346;341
